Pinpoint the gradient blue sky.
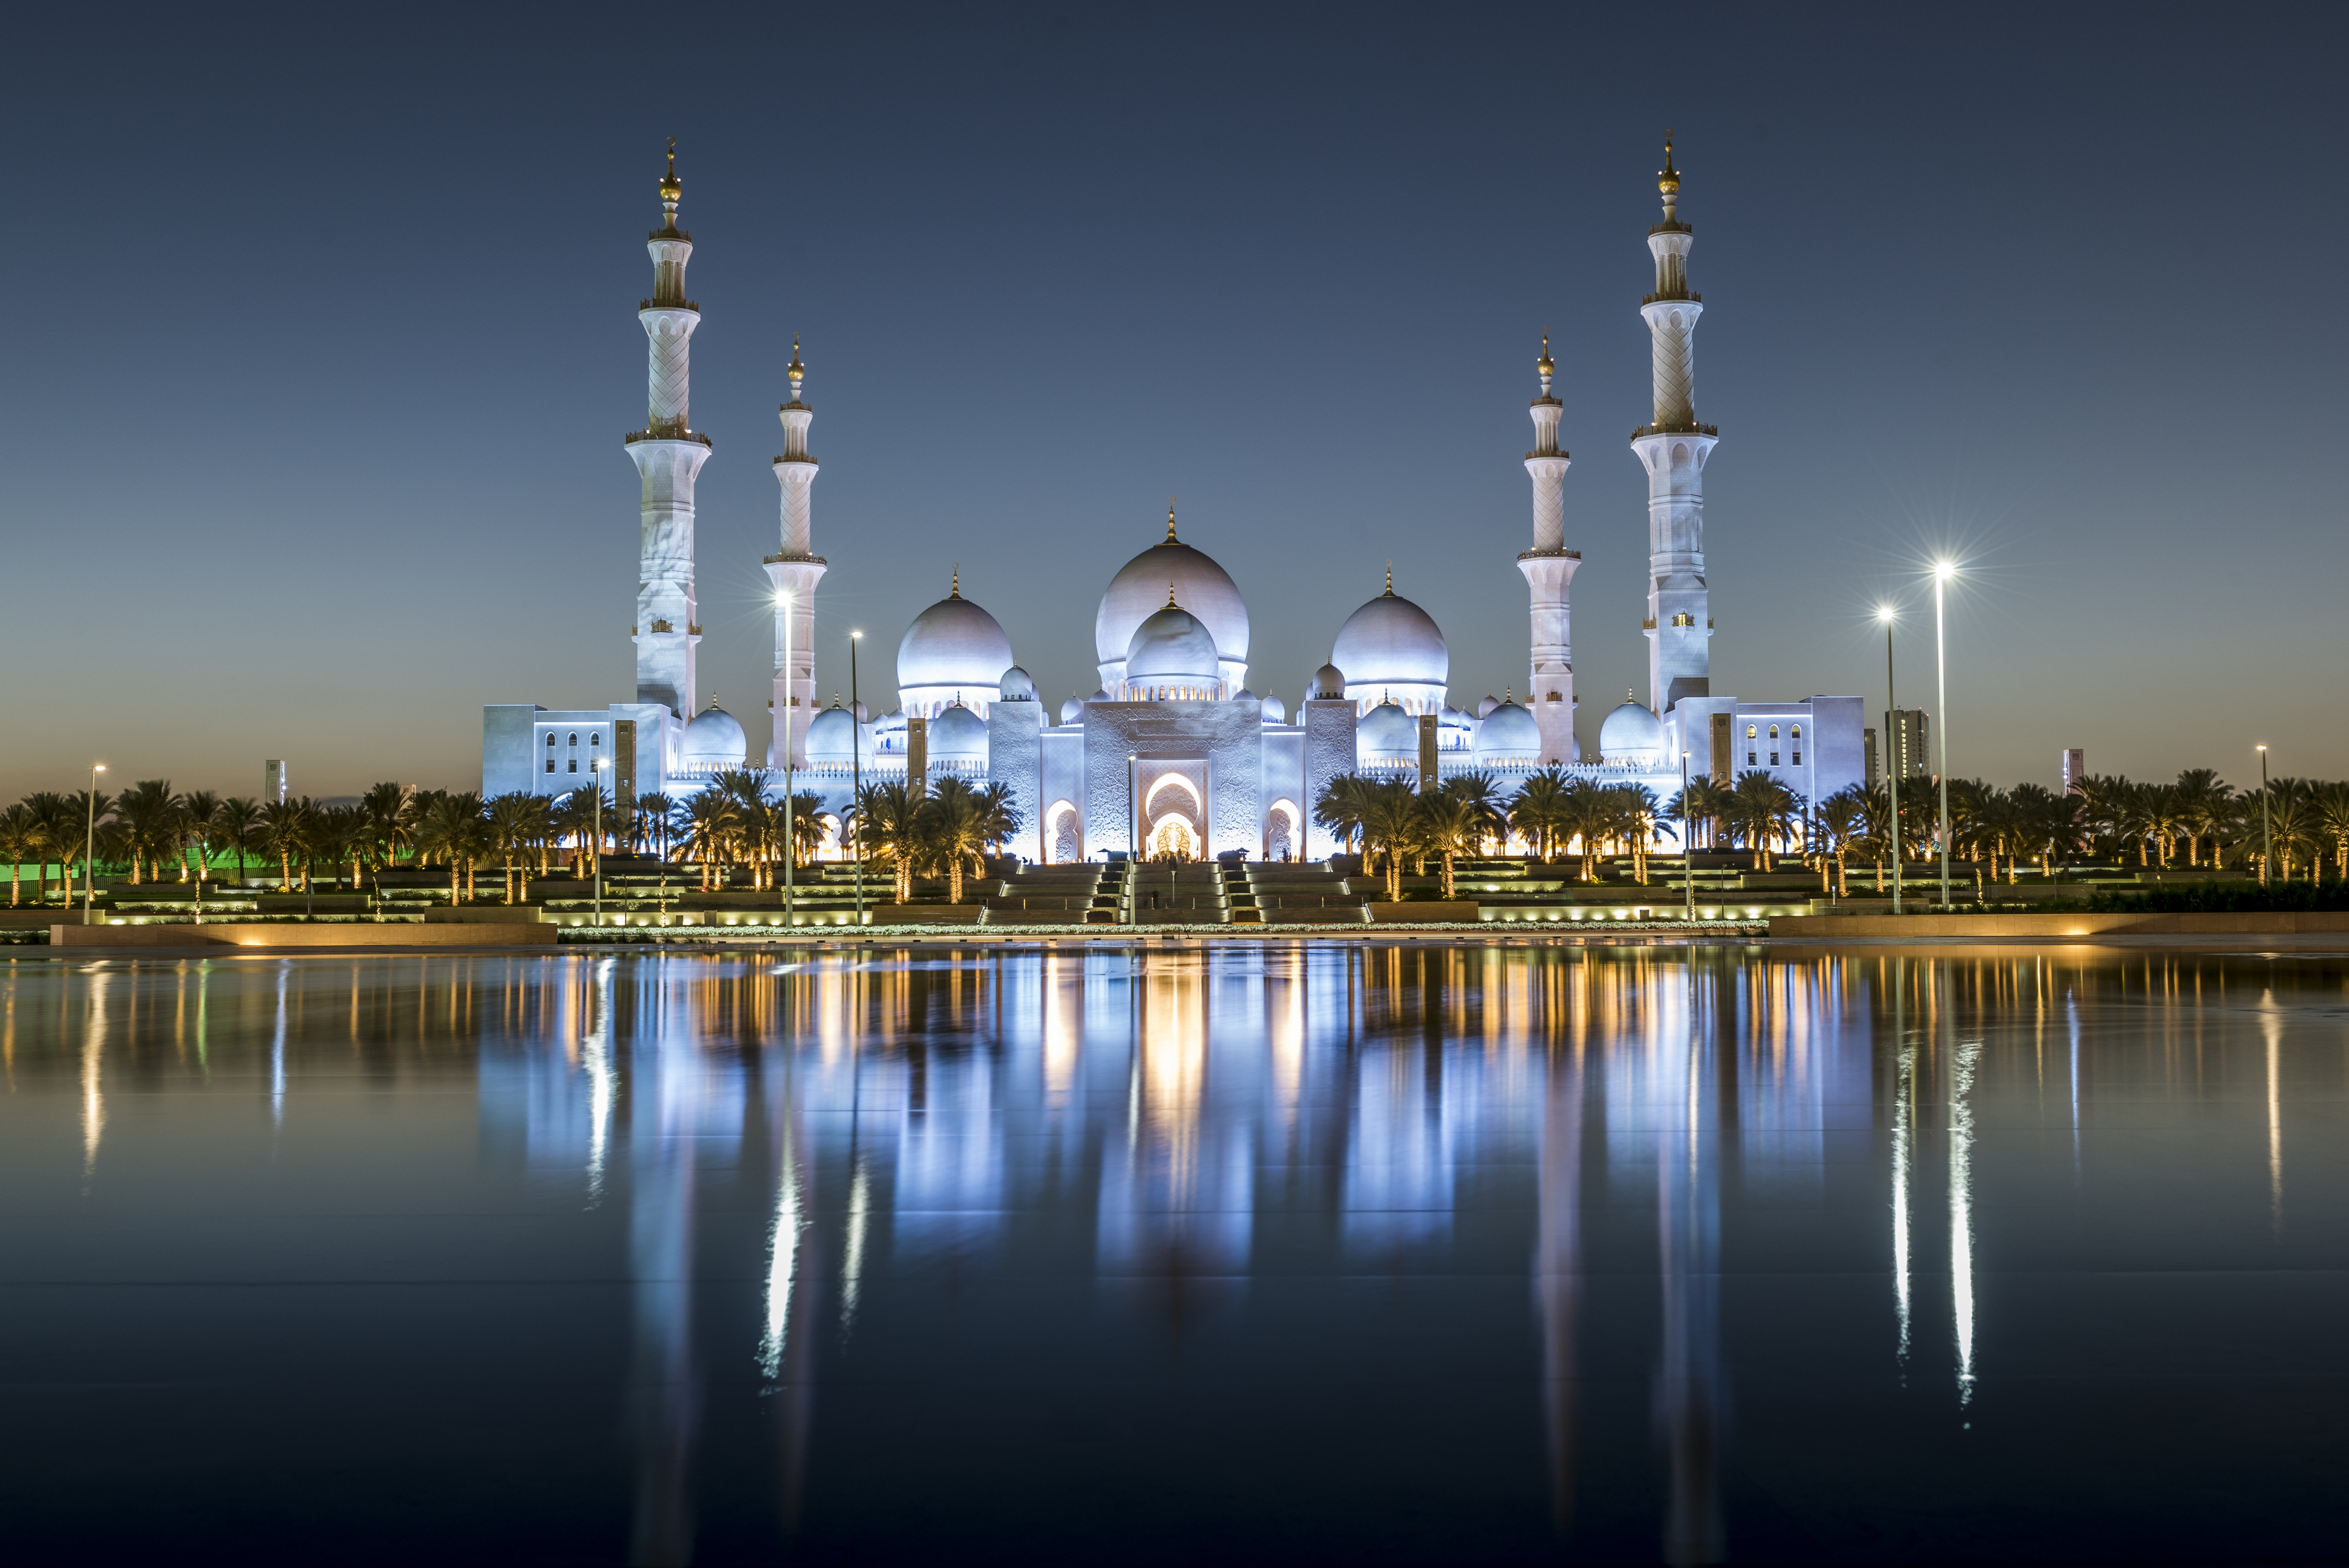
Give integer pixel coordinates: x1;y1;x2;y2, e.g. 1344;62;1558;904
4;4;2341;802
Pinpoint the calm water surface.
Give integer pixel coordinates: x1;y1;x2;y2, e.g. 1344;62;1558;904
2;943;2345;1565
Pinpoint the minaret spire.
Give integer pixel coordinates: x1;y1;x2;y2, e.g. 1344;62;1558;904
765;333;827;769
1634;131;1717;715
628;139;710;733
1518;332;1581;765
1165;498;1179;543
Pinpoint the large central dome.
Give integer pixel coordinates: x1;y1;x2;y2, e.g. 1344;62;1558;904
898;574;1013;718
1095;510;1249;690
1331;574;1447;714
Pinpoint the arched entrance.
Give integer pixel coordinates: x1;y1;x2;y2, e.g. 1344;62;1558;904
1151;816;1198;860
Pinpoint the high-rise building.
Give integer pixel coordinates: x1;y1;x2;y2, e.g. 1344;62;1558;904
1864;729;1878;789
2061;749;2085;794
1884;709;1931;781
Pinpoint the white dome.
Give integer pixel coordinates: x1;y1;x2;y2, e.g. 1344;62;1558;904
805;706;864;766
928;704;989;762
1474;701;1541;765
1357;699;1417;763
1310;664;1346;701
1260;693;1286;723
1125;602;1220;688
1331;588;1447;691
999;665;1037;701
681;702;748;769
1059;694;1087;724
1598;695;1667;766
1476;693;1501;719
1096;530;1249;677
898;590;1014;696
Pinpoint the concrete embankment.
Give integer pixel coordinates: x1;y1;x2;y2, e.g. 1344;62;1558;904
1769;912;2349;938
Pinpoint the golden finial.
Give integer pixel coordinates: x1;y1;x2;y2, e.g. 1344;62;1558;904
660;137;681;203
1538;330;1554;377
787;333;805;384
1165;496;1178;543
1658;129;1680;196
1384;561;1394;597
951;564;961;599
1168;581;1179;608
1505;685;1513;704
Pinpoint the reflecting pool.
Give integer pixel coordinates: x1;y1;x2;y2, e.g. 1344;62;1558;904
2;944;2345;1564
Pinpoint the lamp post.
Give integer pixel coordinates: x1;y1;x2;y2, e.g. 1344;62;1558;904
849;630;865;927
2257;744;2271;887
1128;753;1139;926
82;763;105;924
592;756;608;924
1680;746;1695;924
1879;607;1904;915
780;589;796;928
1932;561;1956;908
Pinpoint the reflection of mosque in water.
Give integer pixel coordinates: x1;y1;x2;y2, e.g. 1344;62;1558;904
460;946;2100;1561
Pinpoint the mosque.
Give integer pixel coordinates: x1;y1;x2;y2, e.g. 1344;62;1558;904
482;139;1865;859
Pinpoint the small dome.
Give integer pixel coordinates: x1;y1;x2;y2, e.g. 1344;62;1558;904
1060;694;1087;724
1357;699;1417;763
1331;589;1447;690
898;590;1014;695
1234;686;1257;704
682;702;748;768
1310;664;1346;701
1598;695;1667;766
805;706;863;765
1125;602;1221;688
1473;701;1541;765
1476;693;1501;719
1260;693;1286;723
999;665;1037;701
928;703;989;761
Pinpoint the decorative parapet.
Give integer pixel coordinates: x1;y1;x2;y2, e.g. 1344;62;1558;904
624;428;713;446
640;298;701;311
1516;547;1583;561
1640;291;1702;305
762;551;828;566
1631;421;1718;439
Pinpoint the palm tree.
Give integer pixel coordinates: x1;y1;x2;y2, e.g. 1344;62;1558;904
550;790;599;875
1816;785;1868;896
1507;768;1569;862
2172;769;2233;869
114;779;180;885
919;777;991;903
1416;791;1478;899
313;805;369;889
361;782;414;875
178;791;221;884
2260;779;2320;883
856;780;925;901
23;792;78;904
971;782;1022;863
1614;784;1664;884
635;792;677;859
682;789;741;892
485;793;541;904
259;797;312;892
0;804;35;906
1726;771;1799;871
1313;773;1378;859
211;797;262;885
2316;782;2349;884
1357;779;1422;901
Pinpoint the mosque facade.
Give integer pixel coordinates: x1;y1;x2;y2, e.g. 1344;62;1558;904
482;139;1865;858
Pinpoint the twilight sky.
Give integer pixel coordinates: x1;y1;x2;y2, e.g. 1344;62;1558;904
2;4;2341;802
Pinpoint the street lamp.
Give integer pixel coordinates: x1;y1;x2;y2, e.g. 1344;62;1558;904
83;763;105;924
592;755;608;923
1128;753;1139;926
849;630;864;927
1932;561;1957;908
2257;744;2271;887
1879;606;1904;915
1680;746;1695;924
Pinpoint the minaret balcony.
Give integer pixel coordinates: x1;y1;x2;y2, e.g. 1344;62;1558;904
639;299;700;311
625;428;713;446
1516;547;1583;561
1640;291;1701;305
763;551;829;566
1631;421;1718;439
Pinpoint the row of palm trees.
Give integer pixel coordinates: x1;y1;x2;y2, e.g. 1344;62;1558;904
0;771;1028;909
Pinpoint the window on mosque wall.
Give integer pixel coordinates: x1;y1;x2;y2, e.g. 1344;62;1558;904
1746;724;1757;739
568;760;578;773
546;735;558;748
545;760;556;774
1768;724;1778;740
590;732;600;745
569;732;578;744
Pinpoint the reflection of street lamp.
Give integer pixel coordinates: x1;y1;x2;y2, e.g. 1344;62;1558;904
1932;561;1956;907
2257;744;2271;887
83;763;105;924
592;755;608;923
1879;606;1904;916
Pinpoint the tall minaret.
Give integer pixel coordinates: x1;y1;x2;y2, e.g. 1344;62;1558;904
1633;132;1717;713
765;338;827;769
627;140;710;721
1517;331;1581;765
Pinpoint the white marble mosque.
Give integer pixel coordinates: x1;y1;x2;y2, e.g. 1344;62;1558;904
482;137;1865;859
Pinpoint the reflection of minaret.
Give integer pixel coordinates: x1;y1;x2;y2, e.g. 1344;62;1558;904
629;141;710;721
766;338;827;769
1534;1042;1584;1526
1634;133;1718;714
1518;333;1581;765
630;1059;701;1567
1658;967;1723;1567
